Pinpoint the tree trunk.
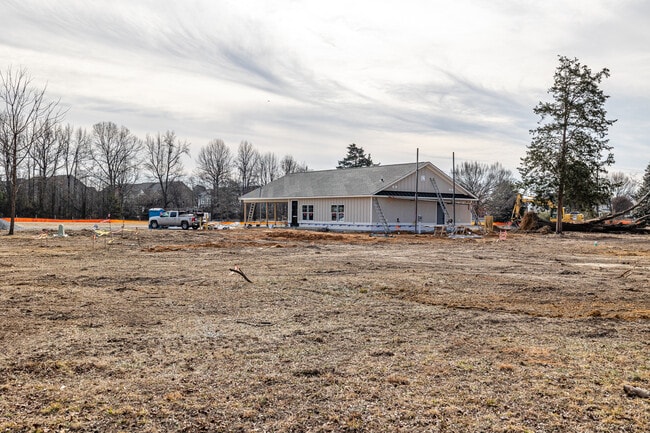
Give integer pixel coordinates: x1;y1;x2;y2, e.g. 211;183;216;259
556;190;563;234
8;152;17;235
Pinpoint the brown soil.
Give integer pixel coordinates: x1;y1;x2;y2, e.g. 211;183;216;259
1;227;649;432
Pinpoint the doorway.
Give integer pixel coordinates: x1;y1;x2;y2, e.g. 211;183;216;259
291;201;298;227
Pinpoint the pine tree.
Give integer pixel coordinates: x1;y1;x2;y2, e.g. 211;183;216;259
519;56;616;234
337;144;374;168
633;162;650;219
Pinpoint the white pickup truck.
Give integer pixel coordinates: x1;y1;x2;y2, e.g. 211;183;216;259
148;210;199;230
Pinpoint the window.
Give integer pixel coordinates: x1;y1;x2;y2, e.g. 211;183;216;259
301;205;314;221
331;204;344;221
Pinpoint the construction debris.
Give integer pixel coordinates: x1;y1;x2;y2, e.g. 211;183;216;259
229;265;253;283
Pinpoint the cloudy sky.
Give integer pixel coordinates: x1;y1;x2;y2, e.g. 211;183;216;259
2;0;649;177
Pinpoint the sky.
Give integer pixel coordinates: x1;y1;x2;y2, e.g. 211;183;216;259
2;0;649;178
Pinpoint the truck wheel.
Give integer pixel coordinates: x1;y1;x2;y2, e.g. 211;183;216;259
150;221;159;229
181;221;189;230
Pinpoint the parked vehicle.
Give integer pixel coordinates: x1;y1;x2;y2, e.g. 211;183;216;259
148;209;199;230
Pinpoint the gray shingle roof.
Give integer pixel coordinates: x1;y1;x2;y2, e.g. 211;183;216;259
240;162;475;200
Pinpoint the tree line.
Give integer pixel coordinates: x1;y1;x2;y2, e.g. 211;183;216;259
3;58;649;235
0;67;307;234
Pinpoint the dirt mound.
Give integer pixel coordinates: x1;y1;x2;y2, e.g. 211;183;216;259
519;211;541;231
264;229;347;241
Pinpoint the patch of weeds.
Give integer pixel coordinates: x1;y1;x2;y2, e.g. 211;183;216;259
241;408;257;419
164;391;183;402
387;374;410;385
484;398;498;407
106;405;137;416
54;360;73;374
370;350;394;357
629;372;645;382
601;405;631;425
345;411;364;431
40;401;62;414
256;395;269;408
455;360;474;372
294;368;322;377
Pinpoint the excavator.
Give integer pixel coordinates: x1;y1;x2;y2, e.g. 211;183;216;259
511;194;584;223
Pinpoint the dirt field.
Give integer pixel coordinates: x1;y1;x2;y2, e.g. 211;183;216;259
1;226;649;432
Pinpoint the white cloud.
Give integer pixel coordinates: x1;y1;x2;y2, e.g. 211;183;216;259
1;0;648;177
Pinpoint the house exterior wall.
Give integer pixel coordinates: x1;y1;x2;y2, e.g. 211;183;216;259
295;197;372;229
373;197;473;228
373;197;416;225
387;167;454;196
288;196;474;232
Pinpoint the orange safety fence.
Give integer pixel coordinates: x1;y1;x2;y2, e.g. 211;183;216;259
1;217;148;224
1;217;289;227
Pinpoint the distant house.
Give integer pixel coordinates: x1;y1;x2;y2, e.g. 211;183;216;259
239;162;477;232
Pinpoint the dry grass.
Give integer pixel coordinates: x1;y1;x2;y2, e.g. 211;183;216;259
1;228;649;432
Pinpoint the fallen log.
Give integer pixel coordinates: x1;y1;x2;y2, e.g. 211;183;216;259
517;212;648;233
584;191;650;224
624;384;650;398
560;221;648;233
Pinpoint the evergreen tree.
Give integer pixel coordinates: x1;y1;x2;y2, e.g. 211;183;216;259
519;56;616;233
337;143;374;168
633;162;650;219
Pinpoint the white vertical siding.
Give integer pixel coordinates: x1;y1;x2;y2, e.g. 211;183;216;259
373;197;473;226
293;196;472;228
387;166;454;195
297;197;371;224
373;197;415;224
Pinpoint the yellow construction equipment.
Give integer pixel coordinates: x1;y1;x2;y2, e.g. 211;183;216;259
512;194;584;223
549;206;584;223
511;194;538;221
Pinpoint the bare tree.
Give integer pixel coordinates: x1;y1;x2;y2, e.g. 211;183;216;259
143;131;190;208
455;161;515;220
608;172;637;199
196;139;232;218
281;154;309;176
235;140;259;194
258;151;279;186
59;125;91;218
29;119;65;216
0;67;63;234
607;171;637;214
90;121;142;218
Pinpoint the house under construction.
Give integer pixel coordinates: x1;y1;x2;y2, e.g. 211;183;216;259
239;162;477;233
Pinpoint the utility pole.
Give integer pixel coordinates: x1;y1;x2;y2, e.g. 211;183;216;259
452;152;456;229
414;148;419;234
